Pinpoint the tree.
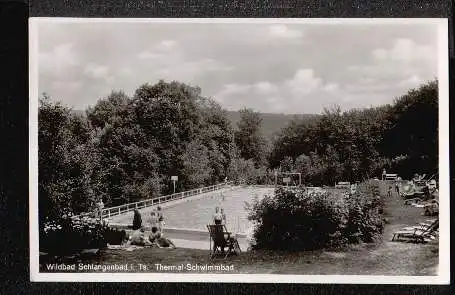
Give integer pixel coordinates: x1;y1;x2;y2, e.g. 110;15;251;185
381;81;438;178
235;108;268;167
38;94;97;227
180;139;213;187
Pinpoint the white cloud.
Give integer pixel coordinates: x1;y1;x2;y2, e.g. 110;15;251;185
254;81;279;95
137;39;231;82
39;43;78;75
286;69;322;95
372;38;434;62
398;74;423;87
323;83;340;93
216;81;279;100
50;81;83;96
268;25;303;39
159;40;177;49
137;51;163;60
214;69;341;113
84;63;114;84
85;64;109;78
137;39;180;60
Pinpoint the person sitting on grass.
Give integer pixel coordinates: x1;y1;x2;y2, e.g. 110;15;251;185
149;227;176;249
127;227;152;246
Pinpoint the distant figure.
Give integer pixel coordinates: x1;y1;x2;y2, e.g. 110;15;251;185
132;209;142;230
387;186;392;197
213;206;223;225
220;208;227;225
221;194;225;201
148;210;160;233
96;198;104;221
157;206;165;233
395;182;400;196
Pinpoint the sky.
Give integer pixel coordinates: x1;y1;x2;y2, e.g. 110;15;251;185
36;20;440;114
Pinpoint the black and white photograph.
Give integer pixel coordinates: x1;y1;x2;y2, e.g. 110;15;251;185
29;18;450;283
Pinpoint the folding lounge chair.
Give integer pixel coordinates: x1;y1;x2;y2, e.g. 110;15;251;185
392;219;439;243
207;224;241;259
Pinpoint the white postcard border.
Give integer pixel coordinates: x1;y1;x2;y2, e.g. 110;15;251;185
29;17;450;284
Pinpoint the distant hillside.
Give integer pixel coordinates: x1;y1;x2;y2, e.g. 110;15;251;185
227;111;320;139
72;109;320;140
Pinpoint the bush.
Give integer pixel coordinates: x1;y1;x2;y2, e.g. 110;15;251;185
40;216;126;255
247;181;384;250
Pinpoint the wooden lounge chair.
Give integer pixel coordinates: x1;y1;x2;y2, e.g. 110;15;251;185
207;224;241;259
392;219;439;243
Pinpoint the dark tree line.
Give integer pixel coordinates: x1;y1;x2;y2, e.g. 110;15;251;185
39;79;438;228
38;81;269;227
269;80;438;185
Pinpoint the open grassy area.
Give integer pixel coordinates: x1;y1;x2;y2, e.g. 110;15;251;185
40;181;438;275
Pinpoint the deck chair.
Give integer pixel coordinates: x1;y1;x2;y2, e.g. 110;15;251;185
207;224;241;259
392;219;439;243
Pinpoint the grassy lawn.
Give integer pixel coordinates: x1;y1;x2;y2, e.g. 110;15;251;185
40;181;438;275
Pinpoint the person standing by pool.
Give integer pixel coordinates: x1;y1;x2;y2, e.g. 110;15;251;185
220;208;227;225
132;209;142;230
96;198;104;222
157;206;165;233
148;210;160;233
212;206;223;225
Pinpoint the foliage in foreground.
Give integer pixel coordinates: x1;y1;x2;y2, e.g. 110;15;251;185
41;216;126;255
247;181;384;250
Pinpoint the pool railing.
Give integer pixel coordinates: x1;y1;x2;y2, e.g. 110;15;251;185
73;182;233;220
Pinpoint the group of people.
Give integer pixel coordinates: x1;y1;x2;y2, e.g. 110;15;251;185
127;206;176;248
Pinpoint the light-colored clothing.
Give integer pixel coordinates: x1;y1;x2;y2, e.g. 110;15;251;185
148;212;160;230
157;211;165;232
129;229;146;246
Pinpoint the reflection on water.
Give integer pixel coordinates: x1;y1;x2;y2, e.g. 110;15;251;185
162;187;273;234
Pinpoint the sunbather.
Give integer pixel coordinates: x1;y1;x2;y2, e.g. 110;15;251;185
148;227;176;249
127;227;153;246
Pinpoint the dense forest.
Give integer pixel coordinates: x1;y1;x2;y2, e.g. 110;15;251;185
38;79;438;226
269;80;438;185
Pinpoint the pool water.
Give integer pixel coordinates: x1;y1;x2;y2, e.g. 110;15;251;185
162;187;273;234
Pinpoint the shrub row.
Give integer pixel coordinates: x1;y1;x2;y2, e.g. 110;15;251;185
40;216;126;255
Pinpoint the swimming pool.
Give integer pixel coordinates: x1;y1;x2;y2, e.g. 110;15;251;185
161;187;273;233
108;186;273;234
